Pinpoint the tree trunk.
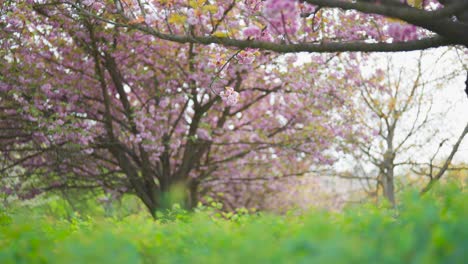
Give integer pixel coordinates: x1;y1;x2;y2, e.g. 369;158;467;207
157;180;196;211
187;180;200;209
131;187;158;218
130;175;202;218
382;173;395;207
382;126;396;207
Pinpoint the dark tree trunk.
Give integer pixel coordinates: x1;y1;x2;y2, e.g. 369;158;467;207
382;125;396;207
188;180;200;209
382;173;395;207
156;180;198;212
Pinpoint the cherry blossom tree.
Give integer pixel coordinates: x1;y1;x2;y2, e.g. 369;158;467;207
0;1;365;215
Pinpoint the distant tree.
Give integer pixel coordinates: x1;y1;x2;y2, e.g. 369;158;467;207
340;51;467;206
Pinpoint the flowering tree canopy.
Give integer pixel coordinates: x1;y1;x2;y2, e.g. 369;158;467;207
0;1;369;215
25;0;468;54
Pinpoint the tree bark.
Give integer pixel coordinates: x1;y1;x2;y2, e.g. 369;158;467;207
382;171;396;206
382;123;397;207
188;180;200;209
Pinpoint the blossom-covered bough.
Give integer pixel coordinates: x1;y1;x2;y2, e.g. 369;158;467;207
29;0;468;52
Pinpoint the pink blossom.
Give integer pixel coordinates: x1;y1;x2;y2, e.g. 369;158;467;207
213;6;225;20
83;148;94;154
220;87;239;106
41;83;52;93
387;23;418;42
262;0;299;35
145;13;159;25
197;129;212;140
159;98;170;108
237;49;258;64
243;25;262;39
187;9;198;25
263;0;296;18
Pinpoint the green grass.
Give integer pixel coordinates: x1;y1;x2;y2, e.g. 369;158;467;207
0;184;467;264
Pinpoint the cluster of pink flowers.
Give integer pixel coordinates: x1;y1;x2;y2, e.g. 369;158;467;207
197;128;212;141
186;6;224;26
219;86;239;106
263;0;296;18
243;25;262;39
82;0;105;10
387;23;419;42
237;49;257;64
261;0;299;35
187;9;200;25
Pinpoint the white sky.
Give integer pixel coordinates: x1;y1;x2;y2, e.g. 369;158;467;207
390;48;468;164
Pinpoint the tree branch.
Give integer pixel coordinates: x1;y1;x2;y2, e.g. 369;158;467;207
421;121;468;194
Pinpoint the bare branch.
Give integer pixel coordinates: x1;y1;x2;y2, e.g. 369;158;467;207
421;121;468;194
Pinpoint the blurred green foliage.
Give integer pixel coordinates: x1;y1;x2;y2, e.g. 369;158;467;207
0;183;466;264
